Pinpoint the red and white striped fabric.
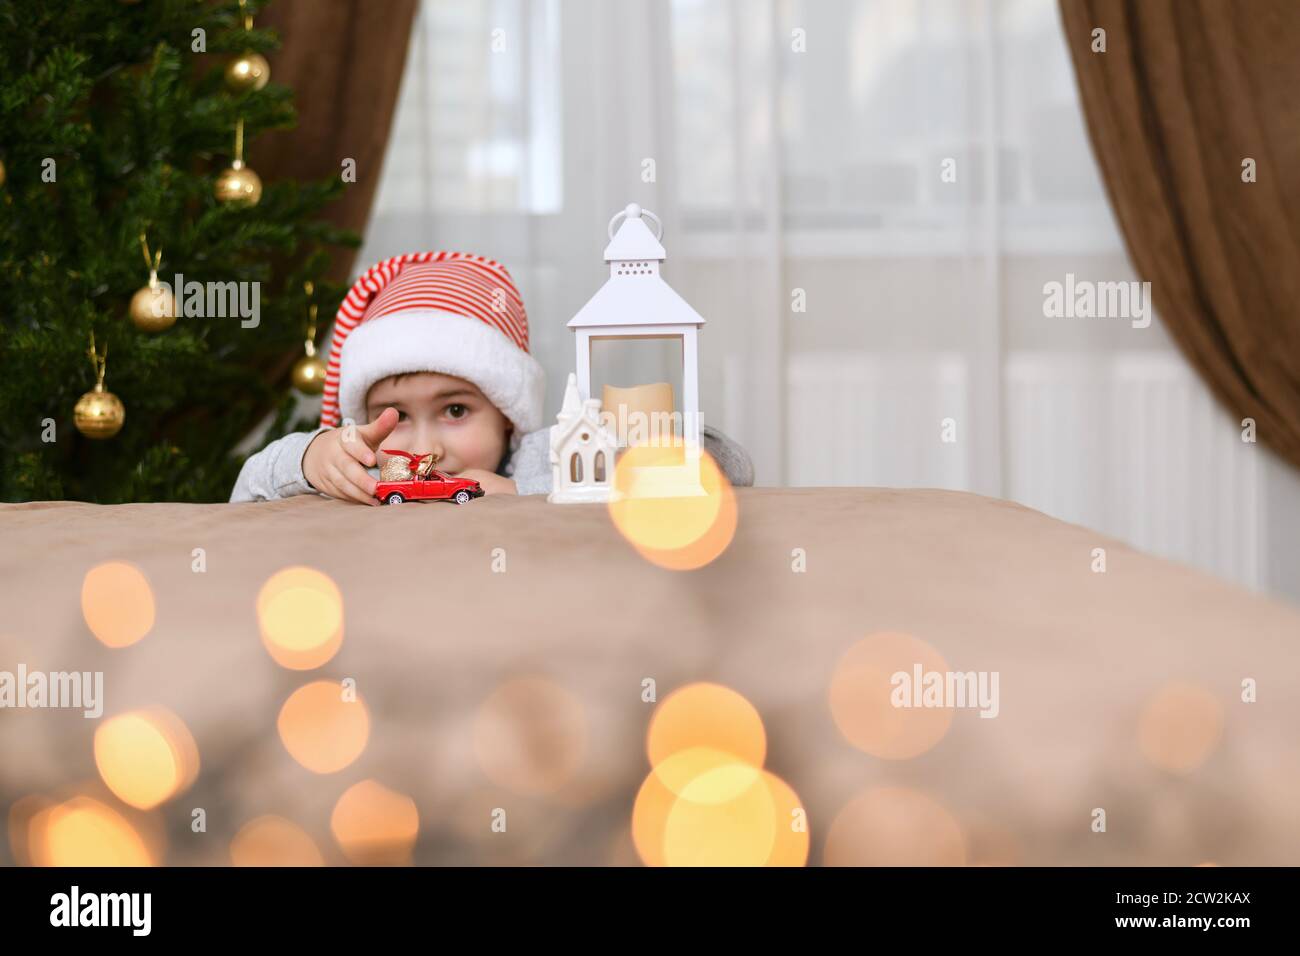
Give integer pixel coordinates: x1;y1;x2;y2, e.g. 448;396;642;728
320;252;545;442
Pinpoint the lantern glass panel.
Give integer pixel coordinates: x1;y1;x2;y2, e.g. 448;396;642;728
589;337;684;440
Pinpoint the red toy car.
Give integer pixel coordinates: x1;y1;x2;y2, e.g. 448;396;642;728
374;449;485;505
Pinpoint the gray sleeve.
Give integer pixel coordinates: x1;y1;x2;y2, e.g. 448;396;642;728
504;424;754;496
229;426;331;503
702;424;755;487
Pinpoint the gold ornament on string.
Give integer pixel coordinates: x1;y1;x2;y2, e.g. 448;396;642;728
215;117;262;206
128;232;176;332
225;1;270;93
74;331;125;439
225;52;269;93
292;281;327;395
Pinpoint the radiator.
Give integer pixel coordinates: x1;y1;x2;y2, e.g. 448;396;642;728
756;351;1261;589
781;352;971;490
1005;352;1261;589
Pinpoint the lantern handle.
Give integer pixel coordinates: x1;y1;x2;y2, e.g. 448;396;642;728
607;203;663;241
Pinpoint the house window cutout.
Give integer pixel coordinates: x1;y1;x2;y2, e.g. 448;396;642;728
594;451;606;483
570;452;583;483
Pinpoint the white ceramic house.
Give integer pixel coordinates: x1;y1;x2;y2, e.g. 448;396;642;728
565;203;707;497
548;373;619;503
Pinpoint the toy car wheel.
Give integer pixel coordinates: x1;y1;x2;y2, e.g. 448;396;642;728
386;493;405;505
454;490;471;504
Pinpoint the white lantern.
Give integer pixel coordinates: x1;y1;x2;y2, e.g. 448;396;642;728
561;203;706;498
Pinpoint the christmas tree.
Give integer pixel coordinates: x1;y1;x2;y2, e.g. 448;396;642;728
0;0;358;503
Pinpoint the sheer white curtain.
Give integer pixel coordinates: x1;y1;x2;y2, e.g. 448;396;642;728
355;0;1299;598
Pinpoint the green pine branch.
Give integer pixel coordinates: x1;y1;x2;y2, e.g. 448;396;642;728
0;0;359;503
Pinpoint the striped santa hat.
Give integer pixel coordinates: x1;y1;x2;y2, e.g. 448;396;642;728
320;252;546;446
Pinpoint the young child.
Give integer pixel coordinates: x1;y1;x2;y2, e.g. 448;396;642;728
229;251;753;503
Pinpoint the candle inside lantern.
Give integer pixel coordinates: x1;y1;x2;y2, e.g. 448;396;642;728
602;382;677;450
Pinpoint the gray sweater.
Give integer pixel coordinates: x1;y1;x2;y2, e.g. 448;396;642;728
229;424;754;502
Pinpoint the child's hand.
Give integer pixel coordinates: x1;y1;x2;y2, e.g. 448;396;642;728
302;408;399;506
455;469;517;495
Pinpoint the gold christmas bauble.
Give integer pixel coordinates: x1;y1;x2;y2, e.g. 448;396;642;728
215;164;262;205
75;384;125;439
0;157;6;187
225;52;270;93
292;354;327;394
129;284;177;332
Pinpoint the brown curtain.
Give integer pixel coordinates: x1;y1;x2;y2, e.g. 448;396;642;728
1060;0;1300;471
251;0;419;283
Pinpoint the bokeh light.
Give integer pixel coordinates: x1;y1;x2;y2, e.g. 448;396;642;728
609;442;737;570
829;631;954;759
630;769;677;866
474;677;587;795
81;561;155;648
633;752;809;867
330;780;419;865
28;796;155;867
231;815;324;866
662;763;777;866
1138;682;1223;773
94;708;199;810
647;682;766;775
824;786;966;866
632;480;738;572
632;748;755;867
277;680;370;774
257;566;345;670
651;746;761;801
633;682;807;867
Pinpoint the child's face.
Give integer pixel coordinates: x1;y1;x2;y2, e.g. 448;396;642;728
365;371;511;475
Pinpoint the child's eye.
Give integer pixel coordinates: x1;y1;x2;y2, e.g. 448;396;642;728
446;404;469;420
395;411;408;423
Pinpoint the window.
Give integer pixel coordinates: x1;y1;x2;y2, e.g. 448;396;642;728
570;452;582;483
594;451;606;483
372;0;563;217
669;0;1119;255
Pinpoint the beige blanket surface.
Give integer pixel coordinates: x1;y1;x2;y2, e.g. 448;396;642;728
2;488;1298;866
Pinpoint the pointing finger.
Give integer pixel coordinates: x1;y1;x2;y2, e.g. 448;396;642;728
355;407;400;452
